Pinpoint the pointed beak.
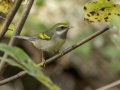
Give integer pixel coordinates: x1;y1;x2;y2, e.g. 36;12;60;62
68;26;73;29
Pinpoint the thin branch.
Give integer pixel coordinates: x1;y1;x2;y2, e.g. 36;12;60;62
96;80;120;90
44;26;110;63
0;16;5;20
0;0;34;76
0;0;22;40
0;71;27;85
0;26;110;85
0;16;15;25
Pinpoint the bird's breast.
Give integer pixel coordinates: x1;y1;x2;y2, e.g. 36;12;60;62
34;37;66;52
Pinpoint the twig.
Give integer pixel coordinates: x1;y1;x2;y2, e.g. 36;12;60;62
44;26;110;63
0;71;27;85
0;26;110;85
0;16;15;25
0;0;34;76
0;16;5;20
96;80;120;90
0;16;6;23
0;0;22;40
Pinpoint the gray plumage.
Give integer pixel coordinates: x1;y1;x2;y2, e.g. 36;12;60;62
13;23;72;52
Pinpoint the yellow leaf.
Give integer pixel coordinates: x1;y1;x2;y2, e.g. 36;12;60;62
0;0;27;14
84;0;120;23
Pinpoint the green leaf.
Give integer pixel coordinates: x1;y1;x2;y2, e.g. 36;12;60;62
0;43;60;90
109;15;120;29
84;0;120;23
0;57;24;69
0;0;27;14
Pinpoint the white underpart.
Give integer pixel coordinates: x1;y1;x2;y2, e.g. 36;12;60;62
56;30;66;35
31;41;35;45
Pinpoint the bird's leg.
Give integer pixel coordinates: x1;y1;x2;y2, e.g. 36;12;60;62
41;57;46;67
54;50;64;56
41;50;64;67
58;50;64;56
53;50;58;54
41;52;46;67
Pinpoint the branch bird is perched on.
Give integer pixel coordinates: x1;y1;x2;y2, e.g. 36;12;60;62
14;23;73;66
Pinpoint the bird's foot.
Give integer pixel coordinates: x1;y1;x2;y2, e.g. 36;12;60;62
41;58;46;67
59;50;64;56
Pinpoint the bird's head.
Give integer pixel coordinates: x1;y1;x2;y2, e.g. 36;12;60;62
52;23;73;38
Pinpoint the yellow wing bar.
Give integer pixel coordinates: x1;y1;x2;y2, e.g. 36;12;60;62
39;33;50;40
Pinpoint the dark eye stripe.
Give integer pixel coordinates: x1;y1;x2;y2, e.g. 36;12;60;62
56;26;67;31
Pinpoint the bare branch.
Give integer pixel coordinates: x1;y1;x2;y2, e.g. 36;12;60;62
0;71;27;85
0;26;110;85
45;26;110;63
0;0;35;76
0;16;15;25
0;16;6;21
0;0;22;40
96;80;120;90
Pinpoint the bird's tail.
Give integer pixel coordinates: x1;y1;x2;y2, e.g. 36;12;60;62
13;36;30;40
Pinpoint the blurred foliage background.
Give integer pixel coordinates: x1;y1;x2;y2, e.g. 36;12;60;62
0;0;120;90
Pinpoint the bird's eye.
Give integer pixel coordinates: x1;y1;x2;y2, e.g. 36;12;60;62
60;26;65;29
56;26;66;31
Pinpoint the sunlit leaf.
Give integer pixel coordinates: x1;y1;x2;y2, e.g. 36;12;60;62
84;0;120;23
0;0;27;14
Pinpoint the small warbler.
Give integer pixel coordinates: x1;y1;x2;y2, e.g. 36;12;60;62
14;23;73;66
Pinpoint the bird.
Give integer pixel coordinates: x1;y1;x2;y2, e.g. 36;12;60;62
13;23;73;66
